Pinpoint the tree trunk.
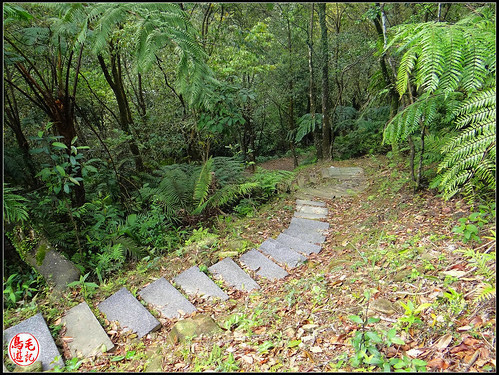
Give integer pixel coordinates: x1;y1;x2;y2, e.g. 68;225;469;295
97;45;146;173
308;3;322;160
373;3;399;121
319;3;331;160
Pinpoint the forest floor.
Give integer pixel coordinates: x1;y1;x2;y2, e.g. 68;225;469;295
4;154;496;372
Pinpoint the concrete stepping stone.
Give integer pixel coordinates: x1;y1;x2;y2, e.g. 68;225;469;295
208;258;260;292
173;266;229;301
296;199;326;207
284;225;326;244
275;232;321;256
239;249;288;280
290;217;329;232
258;239;307;269
322;166;364;178
296;205;328;215
294;211;327;220
3;312;64;371
139;277;197;319
97;287;160;339
61;302;114;358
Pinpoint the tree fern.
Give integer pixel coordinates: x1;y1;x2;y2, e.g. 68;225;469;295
384;6;495;199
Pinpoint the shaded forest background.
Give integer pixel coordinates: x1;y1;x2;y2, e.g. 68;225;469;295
3;3;495;300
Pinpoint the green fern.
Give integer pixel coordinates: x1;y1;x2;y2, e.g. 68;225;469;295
3;184;29;224
383;6;495;199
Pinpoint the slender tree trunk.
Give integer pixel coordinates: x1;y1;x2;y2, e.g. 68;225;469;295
98;45;146;173
373;3;399;121
308;3;322;160
416;123;426;190
286;16;298;169
319;3;331;160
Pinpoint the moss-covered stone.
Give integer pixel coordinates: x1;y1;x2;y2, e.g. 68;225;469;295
168;314;222;344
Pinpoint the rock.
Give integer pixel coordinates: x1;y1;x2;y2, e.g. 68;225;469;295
168;314;222;344
369;298;398;316
25;242;80;292
225;239;247;251
393;269;411;282
12;362;42;373
144;349;163;372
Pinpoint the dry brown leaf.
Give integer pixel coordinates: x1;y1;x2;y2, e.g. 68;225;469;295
427;357;450;370
433;333;453;350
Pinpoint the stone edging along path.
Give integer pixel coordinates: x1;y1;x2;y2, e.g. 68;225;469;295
3;198;331;372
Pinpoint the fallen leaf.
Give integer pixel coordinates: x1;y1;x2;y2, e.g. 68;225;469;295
457;325;472;332
310;346;323;353
241;355;254;364
427;357;450;370
442;270;466;278
406;348;423;357
433;333;453;350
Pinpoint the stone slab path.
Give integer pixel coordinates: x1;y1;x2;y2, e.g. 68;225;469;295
259;238;307;268
97;287;161;339
284;225;326;244
62;302;114;358
139;277;197;319
4;186;346;371
290;216;329;231
275;232;321;255
174;266;229;301
239;248;289;280
3;312;64;371
208;258;260;292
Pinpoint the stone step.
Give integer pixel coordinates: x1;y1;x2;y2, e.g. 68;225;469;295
173;266;229;301
296;205;328;215
208;258;260;292
294;211;327;220
97;287;161;339
295;199;326;207
61;302;114;358
275;232;321;256
290;217;329;232
258;239;307;269
284;224;326;244
239;249;289;280
139;277;197;319
321;166;364;178
3;312;64;371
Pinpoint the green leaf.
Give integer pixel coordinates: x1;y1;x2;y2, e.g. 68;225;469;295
110;355;125;362
52;142;67;149
69;177;80;186
63;184;70;194
367;317;381;324
390;336;406;345
348;315;364;324
288;340;301;348
56;165;66;177
365;331;382;343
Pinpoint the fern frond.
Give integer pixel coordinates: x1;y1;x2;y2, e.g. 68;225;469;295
193;158;214;207
474;283;496;303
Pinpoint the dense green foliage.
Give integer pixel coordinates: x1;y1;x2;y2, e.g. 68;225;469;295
3;3;495;296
